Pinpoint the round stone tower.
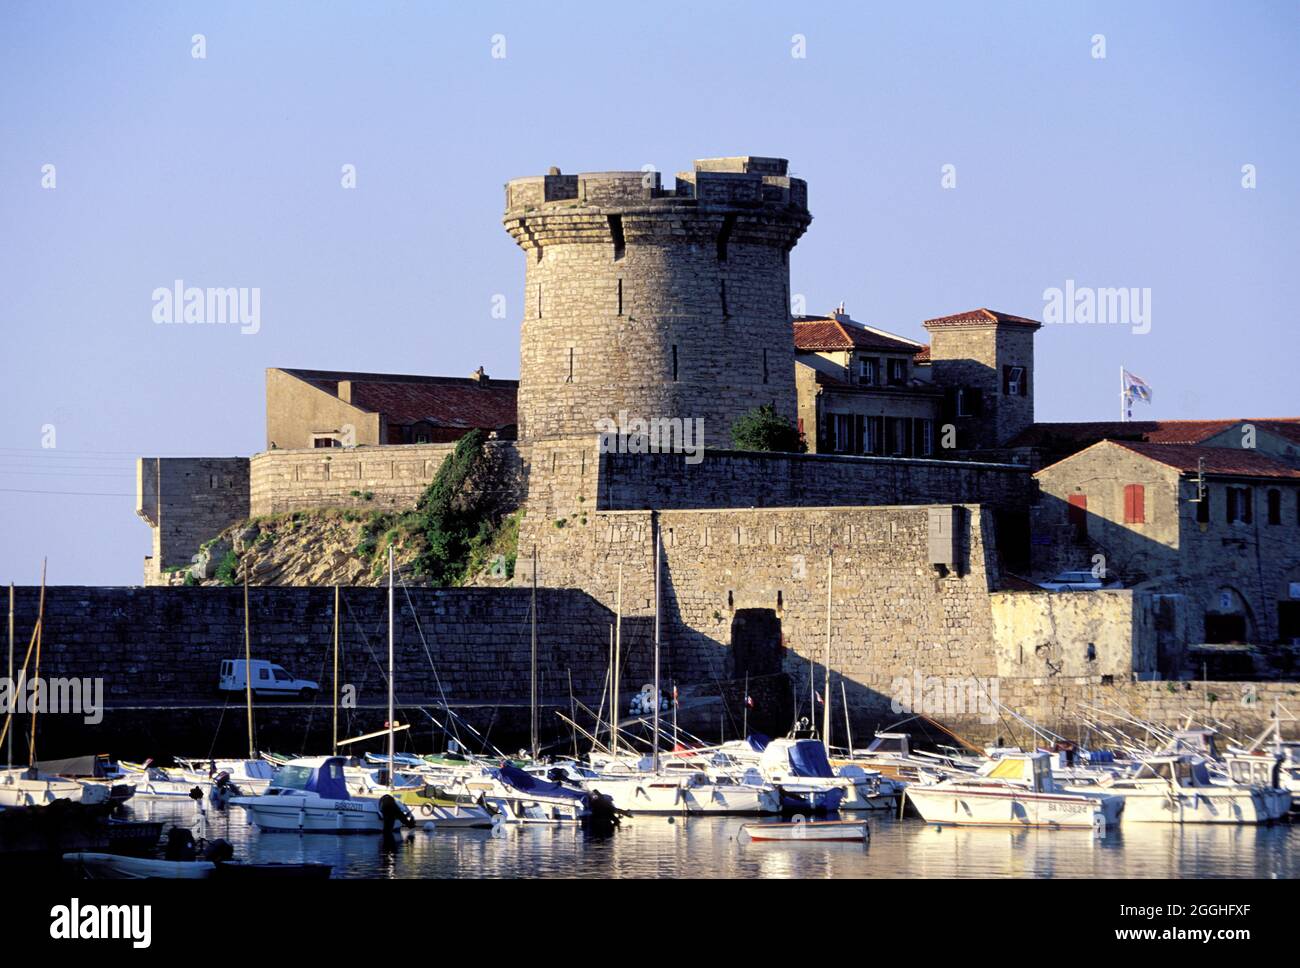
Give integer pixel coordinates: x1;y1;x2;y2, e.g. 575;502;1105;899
502;156;811;450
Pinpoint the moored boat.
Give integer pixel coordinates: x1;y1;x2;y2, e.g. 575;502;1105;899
906;752;1123;829
230;756;414;833
741;818;869;843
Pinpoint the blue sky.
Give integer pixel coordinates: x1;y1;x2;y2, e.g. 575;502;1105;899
2;0;1297;585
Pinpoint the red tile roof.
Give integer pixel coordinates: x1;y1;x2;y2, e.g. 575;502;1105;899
913;344;931;363
793;316;921;353
1104;441;1300;479
282;368;518;433
1008;419;1300;450
923;308;1042;330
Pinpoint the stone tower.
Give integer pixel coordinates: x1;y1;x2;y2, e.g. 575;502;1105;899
502;157;812;450
922;308;1041;450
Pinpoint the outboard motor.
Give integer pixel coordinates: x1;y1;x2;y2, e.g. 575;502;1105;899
164;827;198;861
378;794;415;833
209;771;244;807
582;790;624;836
202;838;235;863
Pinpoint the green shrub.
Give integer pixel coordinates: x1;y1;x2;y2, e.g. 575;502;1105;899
215;550;240;586
730;404;805;453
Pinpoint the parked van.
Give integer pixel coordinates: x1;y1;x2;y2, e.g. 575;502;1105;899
219;659;319;700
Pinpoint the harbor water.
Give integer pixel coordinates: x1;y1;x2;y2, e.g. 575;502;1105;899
125;800;1298;879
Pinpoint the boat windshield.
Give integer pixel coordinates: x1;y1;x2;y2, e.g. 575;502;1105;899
272;766;316;791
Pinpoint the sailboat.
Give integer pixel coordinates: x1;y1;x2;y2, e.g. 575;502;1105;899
231;549;414;833
1;562;114;808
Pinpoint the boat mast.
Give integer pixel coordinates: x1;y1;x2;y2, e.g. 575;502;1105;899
823;552;833;747
841;679;853;754
530;545;538;762
332;584;339;756
613;562;622;759
387;545;395;784
6;582;12;773
27;560;46;769
243;565;254;760
742;672;749;738
651;520;661;773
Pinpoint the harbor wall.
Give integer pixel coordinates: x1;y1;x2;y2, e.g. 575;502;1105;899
6;582;1295;759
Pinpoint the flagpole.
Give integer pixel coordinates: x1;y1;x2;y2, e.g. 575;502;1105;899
1119;365;1127;423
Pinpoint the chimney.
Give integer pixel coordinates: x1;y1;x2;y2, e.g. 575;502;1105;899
337;380;353;403
470;366;488;384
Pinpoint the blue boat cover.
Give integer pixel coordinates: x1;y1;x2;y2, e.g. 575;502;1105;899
273;758;351;800
787;741;835;778
493;764;589;803
746;734;771;752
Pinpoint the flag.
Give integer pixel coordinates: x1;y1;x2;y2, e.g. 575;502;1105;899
815;690;824;705
745;695;754;708
1122;369;1153;404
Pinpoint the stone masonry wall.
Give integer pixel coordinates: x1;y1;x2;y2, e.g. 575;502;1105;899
248;441;528;517
137;457;250;584
504;159;810;449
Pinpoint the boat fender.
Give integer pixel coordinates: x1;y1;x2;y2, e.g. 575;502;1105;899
420;802;435;817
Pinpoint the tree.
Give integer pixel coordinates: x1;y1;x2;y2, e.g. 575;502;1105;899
729;404;805;453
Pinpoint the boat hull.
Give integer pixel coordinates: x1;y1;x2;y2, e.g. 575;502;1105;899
230;795;387;833
907;786;1120;828
742;820;868;843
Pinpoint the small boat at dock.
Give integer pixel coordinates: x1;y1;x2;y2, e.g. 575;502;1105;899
741;818;869;843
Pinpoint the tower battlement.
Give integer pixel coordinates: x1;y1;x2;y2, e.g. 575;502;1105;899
503;156;809;236
502;155;812;449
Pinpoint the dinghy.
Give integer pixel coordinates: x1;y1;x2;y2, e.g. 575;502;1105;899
741;818;869;843
63;852;217;880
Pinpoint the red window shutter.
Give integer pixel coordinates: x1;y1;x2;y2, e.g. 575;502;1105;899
1124;484;1145;524
1068;494;1088;537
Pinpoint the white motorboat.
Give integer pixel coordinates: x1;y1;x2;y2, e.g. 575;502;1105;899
120;762;206;801
230;756;413;833
906;752;1123;829
759;738;897;813
1072;755;1279;824
452;764;590;824
1219;751;1293;819
0;768;109;807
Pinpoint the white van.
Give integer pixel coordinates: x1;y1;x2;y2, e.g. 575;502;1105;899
218;659;319;700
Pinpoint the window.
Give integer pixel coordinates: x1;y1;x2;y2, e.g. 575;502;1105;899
857;357;876;385
1226;486;1253;524
1003;365;1027;396
1067;494;1088;540
537;283;542;318
672;345;679;382
566;347;574;383
415;434;430;444
919;419;934;456
832;414;851;453
1123;484;1145;524
617;278;623;315
889;359;907;385
955;388;980;417
1195;486;1210;524
716;213;735;263
609;215;625;261
313;437;338;449
1267;488;1281;525
866;416;883;455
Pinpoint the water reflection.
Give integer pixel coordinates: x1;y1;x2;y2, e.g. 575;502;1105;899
123;801;1298;879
